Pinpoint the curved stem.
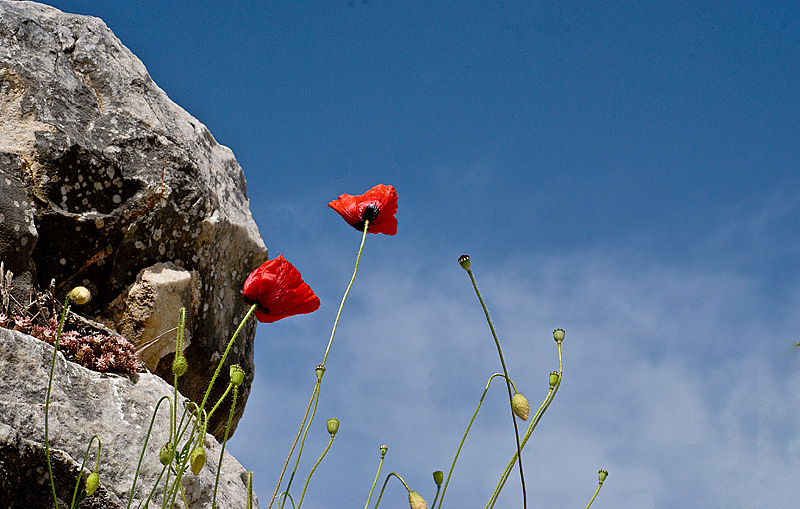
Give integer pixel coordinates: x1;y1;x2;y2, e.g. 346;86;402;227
280;380;323;508
465;268;527;508
296;433;335;508
127;395;171;509
374;473;410;509
437;373;513;509
45;294;71;507
71;434;101;509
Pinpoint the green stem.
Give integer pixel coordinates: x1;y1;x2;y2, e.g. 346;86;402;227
212;385;238;508
247;471;254;509
374;473;410;509
487;342;563;508
45;294;71;507
465;268;527;508
296;433;335;508
268;379;321;509
280;379;323;508
320;220;369;368
364;448;387;509
70;434;100;509
585;481;604;509
437;373;515;509
126;395;171;509
207;382;233;422
200;303;257;412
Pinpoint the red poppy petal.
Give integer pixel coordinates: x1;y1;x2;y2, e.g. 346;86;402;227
328;184;398;235
242;255;320;323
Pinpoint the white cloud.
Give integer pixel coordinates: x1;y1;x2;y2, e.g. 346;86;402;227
228;243;800;508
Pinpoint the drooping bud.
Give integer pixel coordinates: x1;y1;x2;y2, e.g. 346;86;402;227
230;364;245;387
408;491;428;509
159;442;175;466
190;446;206;475
380;444;388;458
457;255;471;271
432;470;444;487
326;418;340;436
598;469;608;483
68;286;92;305
511;393;530;421
553;329;565;343
172;355;188;377
85;471;100;495
549;371;560;388
315;364;326;381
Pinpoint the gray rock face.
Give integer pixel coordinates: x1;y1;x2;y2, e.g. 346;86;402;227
0;0;267;438
0;327;259;508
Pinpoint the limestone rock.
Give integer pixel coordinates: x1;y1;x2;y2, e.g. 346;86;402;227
113;262;201;372
0;327;259;508
0;0;267;438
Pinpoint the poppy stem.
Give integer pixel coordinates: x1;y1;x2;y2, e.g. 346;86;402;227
464;267;527;509
437;373;516;509
199;302;257;412
320;219;369;368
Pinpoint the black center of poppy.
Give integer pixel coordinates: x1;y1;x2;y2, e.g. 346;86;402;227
244;296;270;315
363;204;380;221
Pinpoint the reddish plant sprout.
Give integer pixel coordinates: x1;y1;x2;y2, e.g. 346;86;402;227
243;254;321;323
328;184;399;236
13;315;32;331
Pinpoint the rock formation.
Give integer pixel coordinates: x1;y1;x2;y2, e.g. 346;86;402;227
0;326;258;508
0;0;267;438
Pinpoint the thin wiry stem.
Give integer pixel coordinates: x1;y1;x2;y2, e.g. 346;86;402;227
465;267;527;508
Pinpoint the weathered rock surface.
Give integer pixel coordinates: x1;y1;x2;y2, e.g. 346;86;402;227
0;0;267;438
0;327;259;508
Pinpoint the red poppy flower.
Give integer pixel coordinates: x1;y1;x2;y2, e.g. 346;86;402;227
328;184;398;236
242;255;321;323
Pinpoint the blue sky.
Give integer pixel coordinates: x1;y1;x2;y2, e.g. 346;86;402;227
44;1;800;507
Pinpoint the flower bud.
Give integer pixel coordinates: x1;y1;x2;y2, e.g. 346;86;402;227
190;446;206;475
85;471;99;495
511;393;530;421
230;364;245;387
315;364;326;381
549;371;560;388
553;329;565;343
433;470;444;487
68;286;92;305
408;491;427;509
172;354;188;377
159;442;175;466
598;469;608;483
457;255;471;271
380;444;388;458
326;418;340;436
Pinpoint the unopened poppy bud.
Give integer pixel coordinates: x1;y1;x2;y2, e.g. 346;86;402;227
68;286;92;305
189;446;206;475
380;444;388;458
85;471;99;495
553;329;565;343
511;393;530;421
315;364;326;381
159;442;175;466
433;470;444;487
172;354;188;377
549;371;560;388
598;469;608;483
408;491;427;509
326;418;340;436
230;364;245;387
457;254;471;271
